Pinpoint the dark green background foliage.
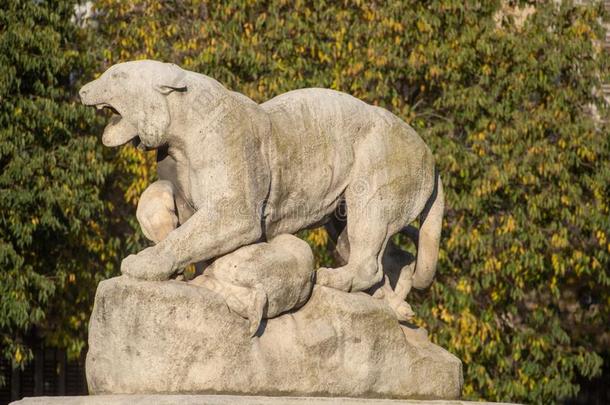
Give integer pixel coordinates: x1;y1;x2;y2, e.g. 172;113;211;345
0;0;134;375
2;0;609;403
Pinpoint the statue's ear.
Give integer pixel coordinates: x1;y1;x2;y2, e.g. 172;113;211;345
154;64;187;95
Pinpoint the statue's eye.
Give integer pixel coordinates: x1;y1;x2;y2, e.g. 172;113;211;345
111;71;128;80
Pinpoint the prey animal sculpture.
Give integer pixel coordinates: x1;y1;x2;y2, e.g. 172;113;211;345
79;60;444;320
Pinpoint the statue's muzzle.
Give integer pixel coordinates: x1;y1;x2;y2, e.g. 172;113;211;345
79;79;139;148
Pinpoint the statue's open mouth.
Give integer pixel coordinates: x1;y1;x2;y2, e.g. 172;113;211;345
94;103;139;148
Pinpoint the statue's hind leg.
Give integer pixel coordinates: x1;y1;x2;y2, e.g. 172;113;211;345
324;220;418;320
316;223;387;292
317;185;404;292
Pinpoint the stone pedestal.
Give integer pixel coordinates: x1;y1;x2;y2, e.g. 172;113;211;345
11;394;518;405
86;276;462;399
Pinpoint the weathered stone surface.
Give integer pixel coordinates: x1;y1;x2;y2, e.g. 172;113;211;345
10;394;518;405
87;276;462;399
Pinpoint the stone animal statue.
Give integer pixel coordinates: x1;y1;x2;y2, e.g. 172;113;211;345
79;60;444;320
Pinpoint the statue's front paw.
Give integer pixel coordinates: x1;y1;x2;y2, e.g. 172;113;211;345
121;247;175;281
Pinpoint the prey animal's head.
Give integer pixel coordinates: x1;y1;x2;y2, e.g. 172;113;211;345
79;60;187;149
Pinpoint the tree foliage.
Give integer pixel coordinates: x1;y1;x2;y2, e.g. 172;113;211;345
1;0;608;403
0;0;132;375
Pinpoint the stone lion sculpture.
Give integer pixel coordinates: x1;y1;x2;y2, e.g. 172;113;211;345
79;60;444;320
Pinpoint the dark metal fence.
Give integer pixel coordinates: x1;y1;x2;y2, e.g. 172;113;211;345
0;346;87;405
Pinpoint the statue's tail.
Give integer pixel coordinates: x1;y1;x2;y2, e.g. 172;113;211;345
412;170;444;290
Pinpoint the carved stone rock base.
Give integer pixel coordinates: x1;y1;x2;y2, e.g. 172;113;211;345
85;277;462;399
